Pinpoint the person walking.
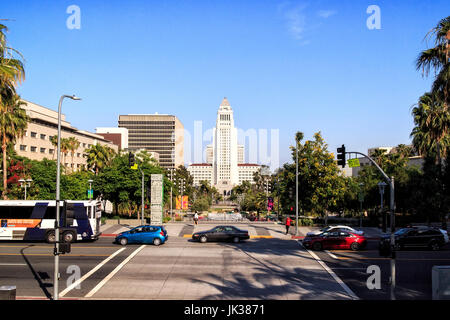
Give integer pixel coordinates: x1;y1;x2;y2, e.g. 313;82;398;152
194;211;199;225
285;216;292;235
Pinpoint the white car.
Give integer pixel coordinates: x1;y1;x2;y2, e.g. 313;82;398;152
306;225;365;236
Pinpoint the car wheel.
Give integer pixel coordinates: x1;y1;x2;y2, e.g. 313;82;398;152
119;238;128;246
200;235;207;243
350;242;360;251
233;236;240;243
153;238;162;246
429;241;440;251
312;242;322;251
63;231;75;243
46;231;56;243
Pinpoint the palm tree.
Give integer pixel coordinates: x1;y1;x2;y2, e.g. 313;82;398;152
50;135;57;160
0;23;26;199
416;16;450;108
411;93;450;161
67;136;80;172
85;143;115;175
60;137;70;171
0;94;28;198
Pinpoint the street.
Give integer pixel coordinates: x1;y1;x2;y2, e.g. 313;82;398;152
0;222;448;300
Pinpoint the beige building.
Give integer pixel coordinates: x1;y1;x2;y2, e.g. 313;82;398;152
15;100;119;171
118;114;184;169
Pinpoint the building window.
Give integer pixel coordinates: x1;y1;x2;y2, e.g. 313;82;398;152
30;146;37;152
40;148;46;153
40;134;46;140
77;153;81;157
20;145;26;151
49;149;54;154
31;132;37;138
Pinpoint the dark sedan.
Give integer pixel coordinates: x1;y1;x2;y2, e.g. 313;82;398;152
379;227;446;251
192;226;250;243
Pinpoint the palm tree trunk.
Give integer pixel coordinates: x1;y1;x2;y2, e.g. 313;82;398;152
2;135;7;200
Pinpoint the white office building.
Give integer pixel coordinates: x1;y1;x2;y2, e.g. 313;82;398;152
188;98;260;196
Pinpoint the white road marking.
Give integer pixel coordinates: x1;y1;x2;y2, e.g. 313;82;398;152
59;247;126;297
325;250;338;259
0;263;27;266
85;245;146;298
298;241;359;300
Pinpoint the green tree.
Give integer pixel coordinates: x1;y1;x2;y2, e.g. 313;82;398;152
86;143;115;175
0;95;28;198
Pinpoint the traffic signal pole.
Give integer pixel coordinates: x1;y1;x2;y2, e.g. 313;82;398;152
340;147;396;300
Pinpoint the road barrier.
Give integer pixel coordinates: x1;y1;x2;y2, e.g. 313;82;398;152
432;266;450;300
0;286;16;300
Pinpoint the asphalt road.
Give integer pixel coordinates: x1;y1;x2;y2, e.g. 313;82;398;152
307;239;450;300
1;229;449;300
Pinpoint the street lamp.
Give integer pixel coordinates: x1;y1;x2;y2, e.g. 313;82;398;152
378;182;388;233
18;178;32;200
358;183;364;228
54;94;81;301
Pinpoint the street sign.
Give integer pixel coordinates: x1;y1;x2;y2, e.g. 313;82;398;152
348;158;360;168
87;189;93;199
130;164;138;170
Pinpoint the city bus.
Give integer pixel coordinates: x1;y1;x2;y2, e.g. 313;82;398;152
0;200;102;243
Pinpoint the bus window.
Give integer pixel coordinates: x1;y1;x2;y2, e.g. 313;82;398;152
44;207;57;219
0;206;34;219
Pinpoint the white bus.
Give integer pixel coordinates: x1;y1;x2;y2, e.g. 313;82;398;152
0;200;102;243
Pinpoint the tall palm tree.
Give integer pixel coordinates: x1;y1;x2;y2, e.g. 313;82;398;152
411;93;450;161
0;23;25;199
0;94;28;198
50;135;57;160
416;16;450;108
67;136;80;172
60;137;70;171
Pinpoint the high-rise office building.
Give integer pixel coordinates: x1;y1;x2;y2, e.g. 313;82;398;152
118;114;184;169
188;98;260;196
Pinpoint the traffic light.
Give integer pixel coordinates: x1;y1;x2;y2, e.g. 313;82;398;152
128;152;135;167
63;201;76;227
337;144;346;168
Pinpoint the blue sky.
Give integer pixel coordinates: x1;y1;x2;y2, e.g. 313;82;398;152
3;0;449;168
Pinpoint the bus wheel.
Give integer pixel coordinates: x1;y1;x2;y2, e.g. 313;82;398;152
63;231;76;243
46;231;56;243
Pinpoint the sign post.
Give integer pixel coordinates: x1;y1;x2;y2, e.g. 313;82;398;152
151;174;163;225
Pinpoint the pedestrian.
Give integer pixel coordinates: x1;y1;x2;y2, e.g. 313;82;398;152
194;211;199;225
285;216;292;235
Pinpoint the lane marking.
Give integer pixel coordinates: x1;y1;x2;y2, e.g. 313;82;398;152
0;263;27;266
59;247;126;297
0;253;112;257
85;245;146;298
325;250;338;259
298;241;359;300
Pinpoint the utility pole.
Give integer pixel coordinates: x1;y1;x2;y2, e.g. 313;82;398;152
343;148;396;300
169;168;174;221
54;94;81;301
295;139;299;236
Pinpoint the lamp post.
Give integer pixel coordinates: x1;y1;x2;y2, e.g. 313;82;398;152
18;178;32;200
378;182;387;233
358;183;364;228
54;94;81;301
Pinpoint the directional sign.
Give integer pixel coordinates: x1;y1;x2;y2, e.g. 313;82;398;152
347;158;360;168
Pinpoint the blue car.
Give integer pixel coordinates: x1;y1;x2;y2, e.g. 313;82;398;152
115;225;168;246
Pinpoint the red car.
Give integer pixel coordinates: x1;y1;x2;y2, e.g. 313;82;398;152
302;230;367;251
